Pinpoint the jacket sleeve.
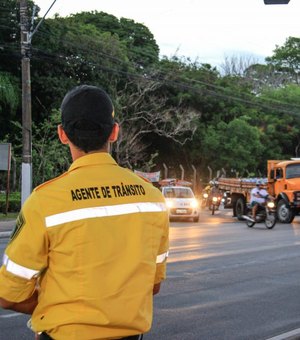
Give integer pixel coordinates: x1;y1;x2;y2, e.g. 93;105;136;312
154;212;169;284
0;192;48;302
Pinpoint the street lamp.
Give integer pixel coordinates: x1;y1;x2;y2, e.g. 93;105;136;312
264;0;290;4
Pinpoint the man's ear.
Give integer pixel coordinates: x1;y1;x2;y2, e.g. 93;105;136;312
57;124;69;145
109;123;119;142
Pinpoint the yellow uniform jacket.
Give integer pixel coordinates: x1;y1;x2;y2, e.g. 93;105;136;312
0;153;169;340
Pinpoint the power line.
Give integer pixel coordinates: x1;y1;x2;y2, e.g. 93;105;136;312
29;46;300;117
1;14;300;119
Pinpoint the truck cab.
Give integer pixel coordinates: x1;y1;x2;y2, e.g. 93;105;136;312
268;160;300;223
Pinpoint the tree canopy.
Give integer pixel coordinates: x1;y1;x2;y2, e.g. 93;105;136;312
1;0;300;189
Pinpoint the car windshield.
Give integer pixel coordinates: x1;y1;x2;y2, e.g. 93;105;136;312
164;187;194;198
286;164;300;179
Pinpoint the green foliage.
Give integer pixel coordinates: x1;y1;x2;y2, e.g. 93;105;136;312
30;13;133;120
0;0;20;74
266;37;300;74
201;117;264;175
119;18;159;68
0;191;21;213
31;110;71;187
0;72;19;109
0;72;19;138
1;2;300;185
257;84;300;160
69;12;159;68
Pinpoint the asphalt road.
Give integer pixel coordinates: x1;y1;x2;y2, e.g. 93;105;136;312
1;207;300;339
147;208;300;340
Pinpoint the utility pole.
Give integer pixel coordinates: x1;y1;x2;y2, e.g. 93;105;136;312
19;0;57;205
20;0;32;206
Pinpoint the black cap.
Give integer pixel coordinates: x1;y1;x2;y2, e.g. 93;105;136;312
61;85;114;131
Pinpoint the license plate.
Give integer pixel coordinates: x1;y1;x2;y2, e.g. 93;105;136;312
176;209;187;214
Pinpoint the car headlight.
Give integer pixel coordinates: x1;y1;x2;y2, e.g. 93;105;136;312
267;201;275;208
190;199;199;208
166;200;173;208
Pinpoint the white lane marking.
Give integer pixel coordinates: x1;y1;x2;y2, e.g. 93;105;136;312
0;312;22;318
266;328;300;340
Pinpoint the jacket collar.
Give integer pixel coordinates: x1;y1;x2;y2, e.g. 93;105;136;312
69;152;117;172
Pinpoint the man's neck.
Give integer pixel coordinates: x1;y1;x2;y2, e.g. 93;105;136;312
70;143;109;161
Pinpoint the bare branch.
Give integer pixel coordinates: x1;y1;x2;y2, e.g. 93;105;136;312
113;76;200;168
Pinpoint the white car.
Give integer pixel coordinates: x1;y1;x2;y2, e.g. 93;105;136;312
161;186;200;222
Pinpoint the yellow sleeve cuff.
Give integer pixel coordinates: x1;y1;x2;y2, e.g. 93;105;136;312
0;266;36;303
154;263;166;284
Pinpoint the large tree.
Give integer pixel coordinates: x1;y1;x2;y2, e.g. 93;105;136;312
30;14;130;119
266;36;300;84
201;117;264;176
68;11;160;69
113;73;199;169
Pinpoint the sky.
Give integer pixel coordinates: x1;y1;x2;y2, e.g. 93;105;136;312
33;0;300;69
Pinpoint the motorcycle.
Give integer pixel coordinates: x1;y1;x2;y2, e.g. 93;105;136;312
243;198;277;229
201;192;209;208
209;194;222;215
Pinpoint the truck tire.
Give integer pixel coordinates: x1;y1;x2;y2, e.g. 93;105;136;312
235;197;246;220
277;199;295;223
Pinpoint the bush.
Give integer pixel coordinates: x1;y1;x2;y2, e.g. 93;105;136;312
0;191;21;213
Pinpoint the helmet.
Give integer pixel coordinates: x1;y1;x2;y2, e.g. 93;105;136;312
256;179;263;186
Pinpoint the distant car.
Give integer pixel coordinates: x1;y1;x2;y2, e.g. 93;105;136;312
161;186;200;222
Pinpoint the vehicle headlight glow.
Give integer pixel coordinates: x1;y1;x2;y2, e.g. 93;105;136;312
166;200;173;208
212;196;218;203
267;201;275;208
203;193;208;199
190;199;199;208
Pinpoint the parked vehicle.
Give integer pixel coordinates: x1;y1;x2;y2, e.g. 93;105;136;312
217;159;300;223
243;198;277;229
160;179;200;222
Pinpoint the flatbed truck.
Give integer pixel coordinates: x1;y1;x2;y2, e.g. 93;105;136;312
218;159;300;223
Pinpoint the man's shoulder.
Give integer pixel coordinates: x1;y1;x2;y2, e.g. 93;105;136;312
33;172;69;192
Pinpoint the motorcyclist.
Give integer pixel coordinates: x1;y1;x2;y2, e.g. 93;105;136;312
209;180;222;210
203;182;212;195
210;180;220;195
250;179;273;221
201;182;211;208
